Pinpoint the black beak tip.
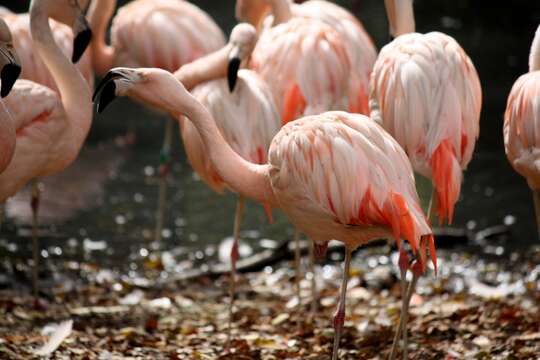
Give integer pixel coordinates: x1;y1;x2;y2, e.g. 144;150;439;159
227;57;241;93
72;28;93;64
1;63;22;98
95;80;117;114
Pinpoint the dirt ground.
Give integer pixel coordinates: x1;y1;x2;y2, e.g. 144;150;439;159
1;246;539;360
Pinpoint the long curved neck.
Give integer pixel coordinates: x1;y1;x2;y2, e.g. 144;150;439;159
174;88;275;205
30;0;92;144
173;44;232;91
386;0;415;37
530;25;540;72
88;0;115;75
268;0;293;26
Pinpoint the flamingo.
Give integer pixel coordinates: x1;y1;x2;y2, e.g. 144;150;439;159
238;1;354;311
94;67;436;360
174;24;280;340
369;0;481;357
504;25;540;239
87;0;225;244
0;0;93;297
236;0;378;115
95;22;280;342
0;16;21;173
0;4;94;91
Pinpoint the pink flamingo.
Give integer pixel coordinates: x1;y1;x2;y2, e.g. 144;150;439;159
239;0;363;312
96;23;280;341
370;0;481;357
88;0;225;244
94;67;435;360
236;0;377;115
0;17;21;173
0;5;94;91
0;0;93;296
504;25;540;238
370;0;481;225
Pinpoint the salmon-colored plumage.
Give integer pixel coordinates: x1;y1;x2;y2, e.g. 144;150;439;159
0;2;92;201
504;26;540;190
1;12;94;90
269;111;434;260
89;0;225;75
251;17;350;124
264;0;377;115
370;31;482;223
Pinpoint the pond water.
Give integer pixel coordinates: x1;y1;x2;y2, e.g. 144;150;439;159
1;0;540;278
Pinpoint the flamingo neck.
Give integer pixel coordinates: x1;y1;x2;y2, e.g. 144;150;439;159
30;0;92;145
87;0;115;75
530;25;540;72
175;89;275;205
387;0;415;37
267;0;293;26
173;44;232;91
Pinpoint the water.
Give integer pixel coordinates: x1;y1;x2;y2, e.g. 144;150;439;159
1;0;540;275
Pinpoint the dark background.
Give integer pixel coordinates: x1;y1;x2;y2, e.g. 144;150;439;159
2;0;540;249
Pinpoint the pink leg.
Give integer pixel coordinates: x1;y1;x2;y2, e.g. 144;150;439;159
309;241;318;317
154;118;174;244
331;247;352;360
389;246;410;360
226;196;245;348
31;180;41;298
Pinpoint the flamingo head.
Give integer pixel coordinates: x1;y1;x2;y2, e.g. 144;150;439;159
227;23;258;92
93;67;191;117
0;19;21;98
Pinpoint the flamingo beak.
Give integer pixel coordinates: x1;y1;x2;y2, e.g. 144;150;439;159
93;70;124;113
0;48;21;98
72;16;92;63
227;56;241;93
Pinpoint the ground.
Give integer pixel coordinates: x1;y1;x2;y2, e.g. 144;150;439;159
0;245;539;359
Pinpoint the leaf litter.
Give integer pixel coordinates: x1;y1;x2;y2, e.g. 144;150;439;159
0;245;539;359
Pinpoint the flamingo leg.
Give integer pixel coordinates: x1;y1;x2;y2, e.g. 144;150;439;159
0;202;4;230
31;179;41;298
389;246;410;360
331;247;352;360
532;190;540;241
309;240;318;318
154;118;175;244
227;195;245;347
293;229;301;305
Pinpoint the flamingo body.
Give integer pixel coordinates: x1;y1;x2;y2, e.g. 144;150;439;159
262;0;377;115
269;111;433;256
181;69;280;193
2;13;93;89
504;71;540;189
0;80;88;200
94;0;225;73
251;17;350;124
370;32;481;223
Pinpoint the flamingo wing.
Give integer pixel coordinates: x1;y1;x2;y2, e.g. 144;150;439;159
111;0;225;72
251;17;350;124
504;71;540;189
294;0;378;114
269;111;431;252
370;31;481;222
